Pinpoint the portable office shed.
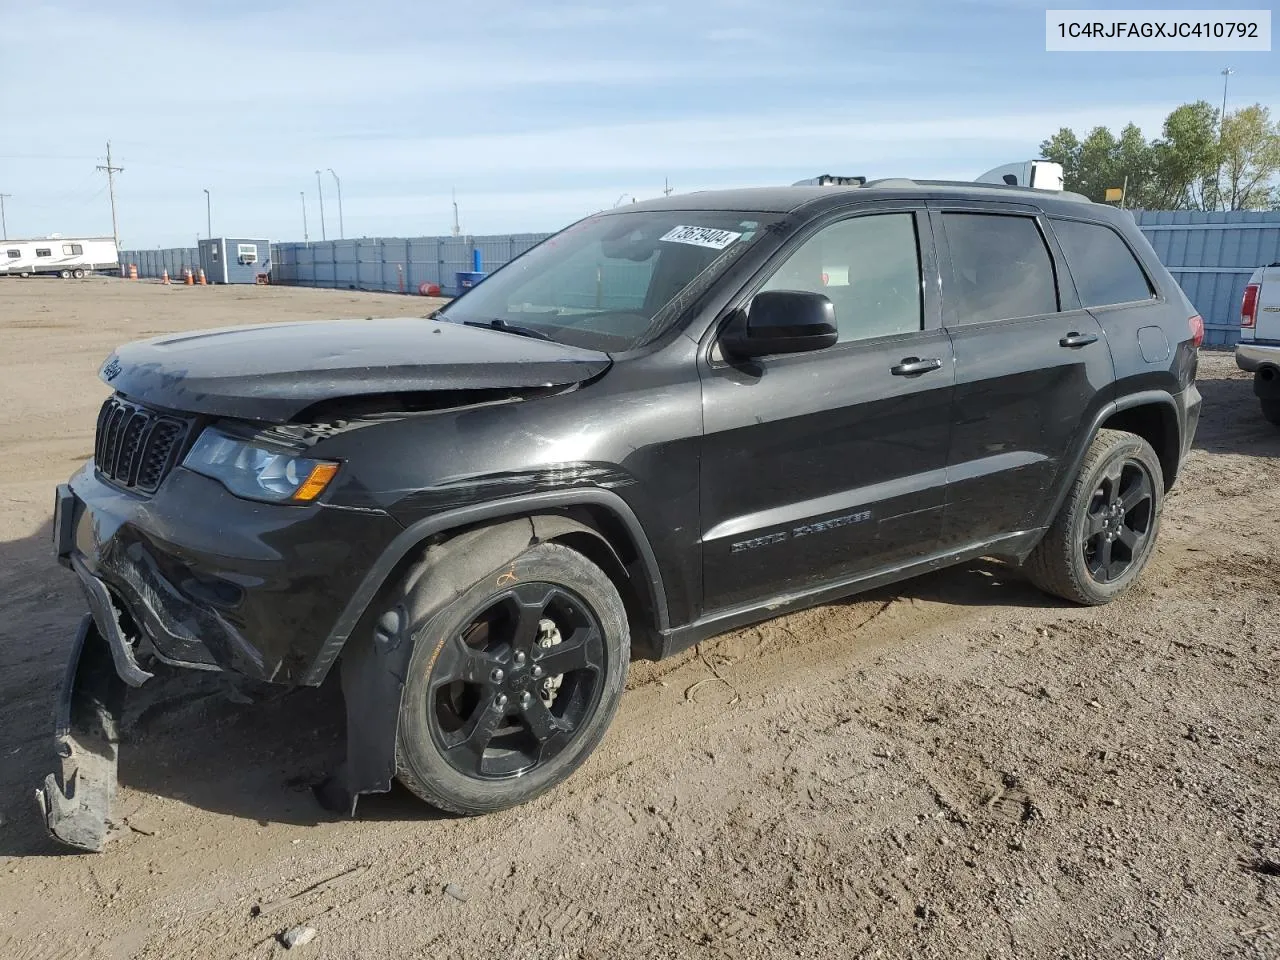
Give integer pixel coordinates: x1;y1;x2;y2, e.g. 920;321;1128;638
198;238;271;284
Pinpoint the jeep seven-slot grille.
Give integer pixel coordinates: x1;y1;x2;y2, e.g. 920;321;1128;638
94;396;191;493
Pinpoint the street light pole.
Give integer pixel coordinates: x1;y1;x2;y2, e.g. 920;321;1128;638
1215;66;1235;210
0;193;10;239
315;170;327;241
327;169;344;239
300;191;308;242
202;188;211;240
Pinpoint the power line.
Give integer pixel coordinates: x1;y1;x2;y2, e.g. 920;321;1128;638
95;141;124;250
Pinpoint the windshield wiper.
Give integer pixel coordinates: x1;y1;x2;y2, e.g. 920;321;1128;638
462;318;556;342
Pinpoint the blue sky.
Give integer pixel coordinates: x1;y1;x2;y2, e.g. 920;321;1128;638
1;0;1275;247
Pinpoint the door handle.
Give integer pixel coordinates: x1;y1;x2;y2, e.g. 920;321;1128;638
1059;331;1099;348
890;357;943;376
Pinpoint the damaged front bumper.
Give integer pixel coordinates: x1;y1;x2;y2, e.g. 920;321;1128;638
40;471;408;851
36;615;128;852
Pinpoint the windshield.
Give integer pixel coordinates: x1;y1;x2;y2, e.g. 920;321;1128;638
438;210;784;351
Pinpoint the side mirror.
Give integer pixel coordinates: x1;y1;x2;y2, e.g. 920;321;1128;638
721;290;838;360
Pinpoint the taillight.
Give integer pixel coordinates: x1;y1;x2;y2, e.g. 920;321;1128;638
1188;314;1204;348
1241;283;1259;328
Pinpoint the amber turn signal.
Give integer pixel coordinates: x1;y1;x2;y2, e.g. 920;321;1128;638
292;462;340;502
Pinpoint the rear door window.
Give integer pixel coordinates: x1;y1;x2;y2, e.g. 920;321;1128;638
1051;218;1155;307
942;213;1059;324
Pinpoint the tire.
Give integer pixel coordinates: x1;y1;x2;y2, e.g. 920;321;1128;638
18;271;29;279
58;269;71;279
1025;428;1164;606
1260;400;1280;426
395;541;629;815
73;268;86;279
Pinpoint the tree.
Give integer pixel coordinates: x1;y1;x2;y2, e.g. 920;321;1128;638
1040;127;1081;189
1216;104;1280;210
1040;124;1155;204
1037;100;1280;210
1148;101;1219;209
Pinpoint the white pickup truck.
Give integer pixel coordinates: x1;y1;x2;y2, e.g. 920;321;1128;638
1236;263;1280;425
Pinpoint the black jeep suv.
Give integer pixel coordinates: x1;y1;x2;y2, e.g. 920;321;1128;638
42;180;1202;850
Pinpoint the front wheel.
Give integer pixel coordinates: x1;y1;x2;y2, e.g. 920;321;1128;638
1025;429;1164;605
58;268;71;279
1260;399;1280;426
395;542;629;815
73;268;86;279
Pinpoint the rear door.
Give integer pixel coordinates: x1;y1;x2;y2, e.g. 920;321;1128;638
699;204;954;612
932;203;1114;550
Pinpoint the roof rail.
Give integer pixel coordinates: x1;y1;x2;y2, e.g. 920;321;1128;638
860;177;1092;203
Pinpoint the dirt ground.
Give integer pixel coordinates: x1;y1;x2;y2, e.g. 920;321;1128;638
0;277;1277;960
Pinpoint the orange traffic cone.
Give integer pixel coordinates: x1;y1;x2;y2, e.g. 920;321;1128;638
161;269;170;285
197;268;207;286
183;269;193;285
128;263;138;280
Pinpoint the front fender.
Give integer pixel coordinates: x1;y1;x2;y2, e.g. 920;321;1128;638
301;488;670;687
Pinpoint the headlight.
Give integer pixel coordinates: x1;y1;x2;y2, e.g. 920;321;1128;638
182;427;339;503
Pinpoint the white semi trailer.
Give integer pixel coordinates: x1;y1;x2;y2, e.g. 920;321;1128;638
0;237;120;278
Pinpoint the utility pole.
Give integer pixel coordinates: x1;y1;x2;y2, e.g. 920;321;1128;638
96;141;123;251
203;188;212;240
314;170;327;241
0;193;10;239
327;169;344;239
300;191;309;241
451;188;461;237
663;177;673;197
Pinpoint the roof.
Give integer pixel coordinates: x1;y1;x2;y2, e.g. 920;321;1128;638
614;180;1095;218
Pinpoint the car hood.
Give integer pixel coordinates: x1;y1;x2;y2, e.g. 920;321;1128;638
99;317;612;422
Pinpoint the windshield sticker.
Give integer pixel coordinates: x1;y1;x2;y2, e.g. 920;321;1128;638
658;225;743;250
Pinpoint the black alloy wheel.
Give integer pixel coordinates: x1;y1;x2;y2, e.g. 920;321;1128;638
1082;458;1155;584
1024;428;1164;605
427;581;606;780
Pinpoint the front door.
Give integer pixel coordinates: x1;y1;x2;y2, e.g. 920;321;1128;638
699;207;955;613
931;205;1115;550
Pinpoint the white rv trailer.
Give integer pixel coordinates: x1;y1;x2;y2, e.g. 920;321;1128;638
0;237;120;278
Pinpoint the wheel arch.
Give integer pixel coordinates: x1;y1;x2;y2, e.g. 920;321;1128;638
1098;394;1181;491
1037;390;1180;545
302;489;670;688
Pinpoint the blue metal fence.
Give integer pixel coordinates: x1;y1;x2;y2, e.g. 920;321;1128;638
1131;210;1278;346
123;210;1280;346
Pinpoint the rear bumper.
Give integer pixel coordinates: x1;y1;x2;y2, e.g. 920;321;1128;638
1175;382;1202;467
1236;341;1280;374
58;462;403;686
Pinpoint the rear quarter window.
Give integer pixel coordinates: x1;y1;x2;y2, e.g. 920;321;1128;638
1051;218;1155;308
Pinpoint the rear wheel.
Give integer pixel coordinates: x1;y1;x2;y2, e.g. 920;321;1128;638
18;271;30;279
58;269;71;279
1025;429;1164;605
395;542;629;815
1260;400;1280;426
73;268;86;279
